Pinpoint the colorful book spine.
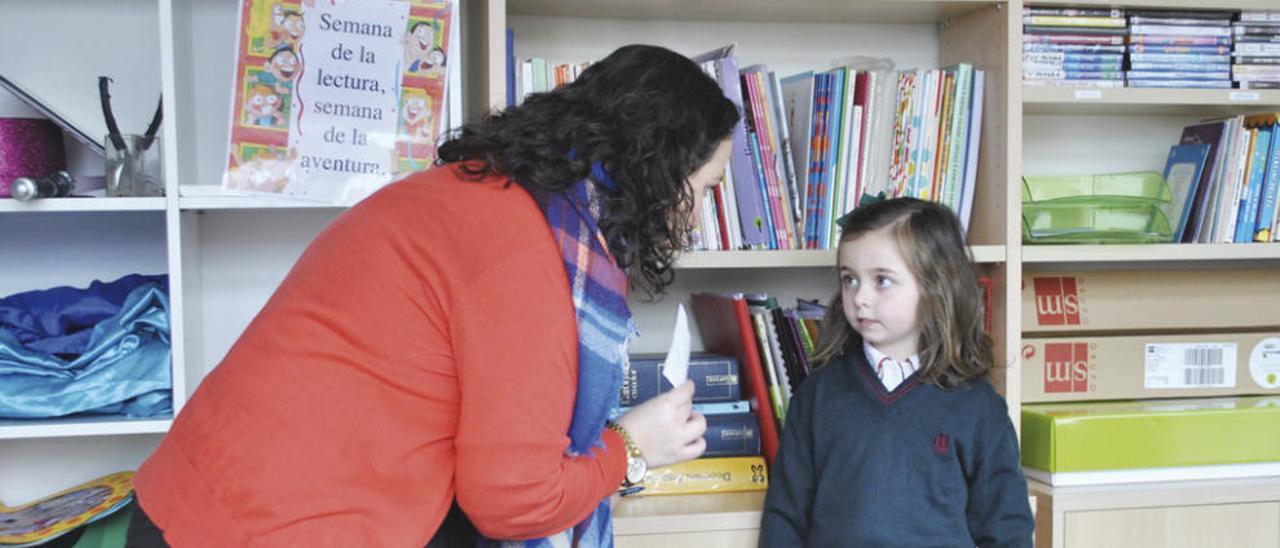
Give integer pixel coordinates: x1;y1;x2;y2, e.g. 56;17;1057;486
1024;69;1125;80
1129;53;1230;63
620;354;742;406
1127;80;1232;88
1129;63;1230;72
1023;15;1126;28
1130;24;1233;36
1233;43;1280;55
1126;71;1230;80
1241;11;1280;23
1129;16;1231;26
1024;62;1125;72
1237;124;1273;242
1130;44;1232;54
1255;123;1280;242
1023;52;1125;64
639;456;769;496
1023;33;1126;46
1022;79;1125;88
1130;35;1233;46
1025;43;1125;53
1027;7;1123;17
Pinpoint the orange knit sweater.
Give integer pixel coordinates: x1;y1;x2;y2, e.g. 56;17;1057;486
133;166;626;546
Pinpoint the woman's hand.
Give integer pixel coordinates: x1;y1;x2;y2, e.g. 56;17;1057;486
614;381;707;470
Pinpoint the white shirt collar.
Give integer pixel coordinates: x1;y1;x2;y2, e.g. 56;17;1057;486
862;341;919;391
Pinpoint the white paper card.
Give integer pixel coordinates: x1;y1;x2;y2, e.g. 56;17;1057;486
662;304;691;387
1145;343;1236;389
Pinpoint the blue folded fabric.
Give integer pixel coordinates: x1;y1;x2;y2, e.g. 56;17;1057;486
0;275;172;419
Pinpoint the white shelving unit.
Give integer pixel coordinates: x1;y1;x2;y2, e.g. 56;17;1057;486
0;418;173;441
0;0;1019;514
0;198;167;213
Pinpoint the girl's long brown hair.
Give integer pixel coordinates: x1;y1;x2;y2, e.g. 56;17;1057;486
811;198;992;388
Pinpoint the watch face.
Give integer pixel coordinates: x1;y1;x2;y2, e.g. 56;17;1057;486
626;457;647;484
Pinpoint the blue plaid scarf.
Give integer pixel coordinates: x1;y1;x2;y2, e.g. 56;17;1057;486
479;163;634;548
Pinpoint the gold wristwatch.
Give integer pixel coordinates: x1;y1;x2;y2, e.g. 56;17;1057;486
606;421;648;488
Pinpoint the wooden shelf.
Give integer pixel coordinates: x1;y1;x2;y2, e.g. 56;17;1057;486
1024;87;1280;116
613;491;765;536
0;197;166;213
676;245;1005;269
0;416;172;440
508;0;999;24
178;186;347;210
1029;476;1280;513
1023;243;1280;266
1027;0;1280;9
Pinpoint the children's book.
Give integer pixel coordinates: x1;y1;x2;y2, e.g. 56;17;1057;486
222;0;456;203
1177;120;1228;242
1160;142;1212;239
0;471;135;547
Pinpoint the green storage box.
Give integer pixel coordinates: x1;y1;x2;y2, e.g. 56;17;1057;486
1022;397;1280;485
1022;201;1174;244
1021;171;1172;204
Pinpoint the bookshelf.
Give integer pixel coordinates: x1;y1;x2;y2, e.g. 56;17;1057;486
0;197;167;212
1;0;1277;546
674;245;1006;269
1024;87;1280;116
1018;0;1280;546
1022;242;1280;265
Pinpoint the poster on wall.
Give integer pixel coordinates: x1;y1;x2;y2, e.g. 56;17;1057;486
222;0;456;203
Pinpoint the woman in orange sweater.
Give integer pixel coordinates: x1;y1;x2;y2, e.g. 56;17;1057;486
127;44;738;547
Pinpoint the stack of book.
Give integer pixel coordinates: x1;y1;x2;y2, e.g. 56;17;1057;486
1022;6;1127;88
1168;114;1280;244
1126;10;1235;89
614;353;770;496
690;46;983;251
886;64;985;235
511;58;591;105
502;43;986;251
1233;11;1280;90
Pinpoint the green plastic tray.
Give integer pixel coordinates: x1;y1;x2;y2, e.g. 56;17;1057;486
1022;202;1174;244
1022;171;1172;204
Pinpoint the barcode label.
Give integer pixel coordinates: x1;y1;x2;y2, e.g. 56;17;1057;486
1184;347;1223;367
1184;367;1225;386
1145;343;1236;389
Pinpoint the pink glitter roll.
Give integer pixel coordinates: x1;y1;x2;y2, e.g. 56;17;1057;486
0;118;67;198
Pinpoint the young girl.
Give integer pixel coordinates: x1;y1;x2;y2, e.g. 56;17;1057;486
760;198;1034;547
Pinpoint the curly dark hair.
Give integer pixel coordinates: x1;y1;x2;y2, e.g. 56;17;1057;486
436;44;739;296
811;198;992;389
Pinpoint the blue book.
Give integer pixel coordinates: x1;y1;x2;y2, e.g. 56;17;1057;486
1254;123;1280;242
1161;143;1212;240
704;413;761;458
617;400;751;417
1237;125;1274;242
619;354;741;406
505;29;515;108
747;132;778;249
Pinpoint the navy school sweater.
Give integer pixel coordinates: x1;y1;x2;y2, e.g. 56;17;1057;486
759;350;1034;547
